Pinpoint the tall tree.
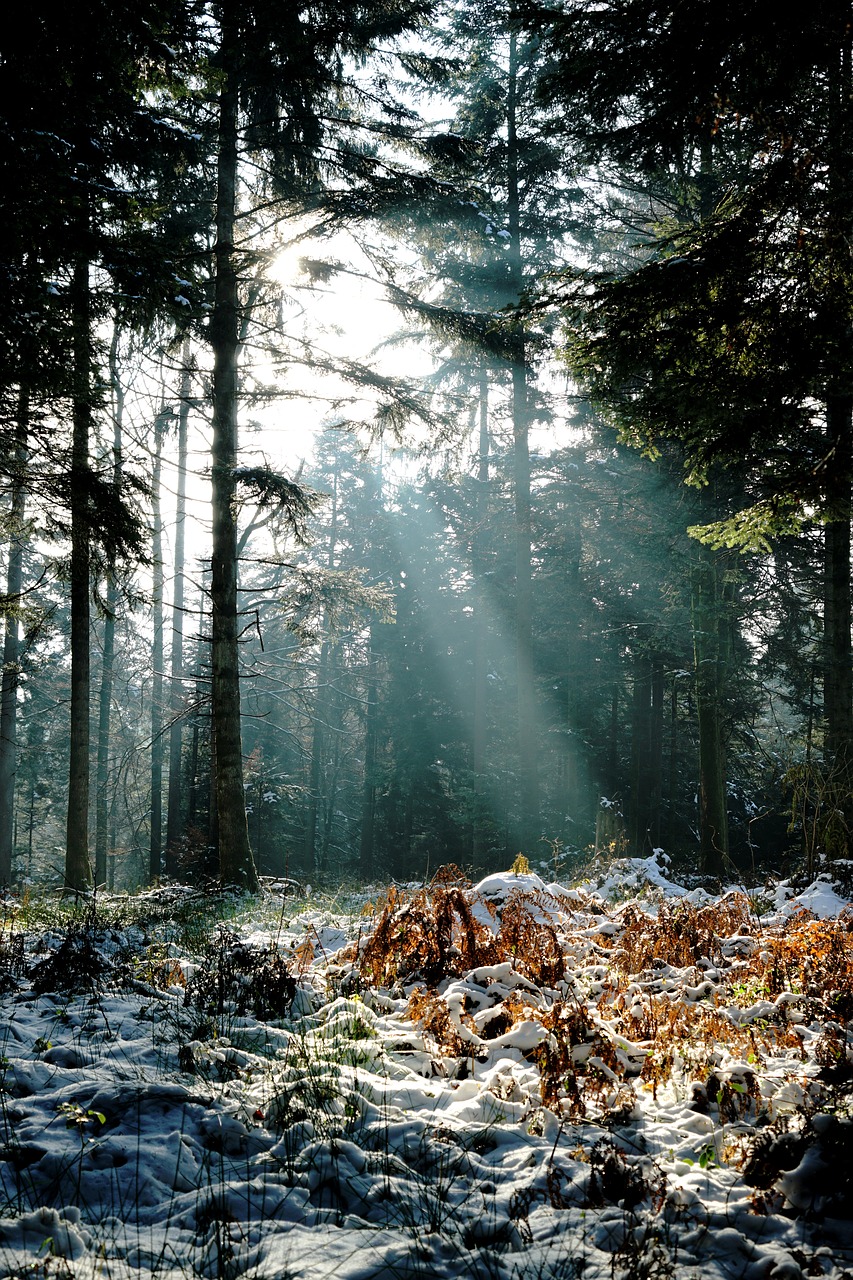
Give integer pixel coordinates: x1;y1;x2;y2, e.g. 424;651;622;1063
2;1;201;889
94;328;125;888
531;0;853;863
150;405;168;880
207;4;256;888
0;401;28;885
165;341;192;869
199;0;434;887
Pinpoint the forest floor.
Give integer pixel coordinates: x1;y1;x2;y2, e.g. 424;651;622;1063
0;856;851;1280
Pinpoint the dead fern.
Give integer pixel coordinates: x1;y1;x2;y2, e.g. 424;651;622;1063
536;998;593;1115
408;987;471;1057
498;890;566;987
358;867;499;987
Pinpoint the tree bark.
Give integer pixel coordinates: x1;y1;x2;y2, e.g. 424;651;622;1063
150;407;167;880
359;630;379;881
649;653;665;848
65;252;93;892
209;11;258;890
822;496;852;768
472;368;490;866
628;649;651;855
822;392;853;859
165;341;192;871
95;328;123;887
817;13;853;855
0;397;27;886
692;545;728;875
305;439;340;877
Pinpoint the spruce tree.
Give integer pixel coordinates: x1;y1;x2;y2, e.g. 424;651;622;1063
530;0;853;865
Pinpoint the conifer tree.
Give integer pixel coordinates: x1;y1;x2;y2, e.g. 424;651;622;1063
384;0;580;856
198;0;434;888
530;0;853;866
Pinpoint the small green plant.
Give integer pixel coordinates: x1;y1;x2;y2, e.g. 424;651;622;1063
57;1102;105;1131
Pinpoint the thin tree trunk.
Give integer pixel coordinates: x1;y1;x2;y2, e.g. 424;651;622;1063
304;640;329;876
649;653;665;849
0;396;27;886
94;560;117;887
187;614;207;839
606;682;619;797
823;395;853;772
359;631;379;881
65;252;93;892
305;442;340;877
665;676;679;849
319;727;342;880
209;12;257;890
563;497;582;827
692;545;728;875
813;15;853;859
628;650;651;855
165;341;192;871
506;25;539;854
150;407;167;881
95;328;123;887
472;369;490;866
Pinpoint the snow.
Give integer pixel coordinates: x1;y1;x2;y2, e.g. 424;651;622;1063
0;863;851;1279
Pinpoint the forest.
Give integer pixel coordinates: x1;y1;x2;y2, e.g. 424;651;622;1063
3;0;853;896
2;7;853;1280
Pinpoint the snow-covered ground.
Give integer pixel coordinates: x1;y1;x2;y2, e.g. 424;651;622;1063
0;857;851;1279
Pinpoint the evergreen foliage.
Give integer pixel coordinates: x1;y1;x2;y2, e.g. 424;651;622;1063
0;1;847;889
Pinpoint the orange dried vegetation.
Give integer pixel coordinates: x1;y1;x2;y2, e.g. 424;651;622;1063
407;987;472;1056
358;866;499;988
497;889;566;987
758;916;853;1017
615;894;756;973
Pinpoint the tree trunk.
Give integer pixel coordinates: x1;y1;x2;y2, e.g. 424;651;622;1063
822;392;853;861
0;397;27;886
605;681;619;798
65;252;93;892
823;398;853;769
305;441;340;878
359;628;379;881
649;653;665;849
692;545;728;875
187;609;208;844
304;640;329;877
209;13;257;891
150;407;167;881
472;368;490;866
664;675;680;849
95;328;123;887
165;341;192;871
506;27;539;854
628;649;651;855
816;16;853;857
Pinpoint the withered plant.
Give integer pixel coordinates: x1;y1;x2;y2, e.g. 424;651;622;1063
585;1138;667;1211
184;926;296;1022
535;998;594;1115
358;866;499;988
759;917;853;1016
408;987;473;1057
497;890;566;987
614;895;754;974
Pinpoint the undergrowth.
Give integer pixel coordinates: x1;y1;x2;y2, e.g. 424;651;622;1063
0;867;851;1279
